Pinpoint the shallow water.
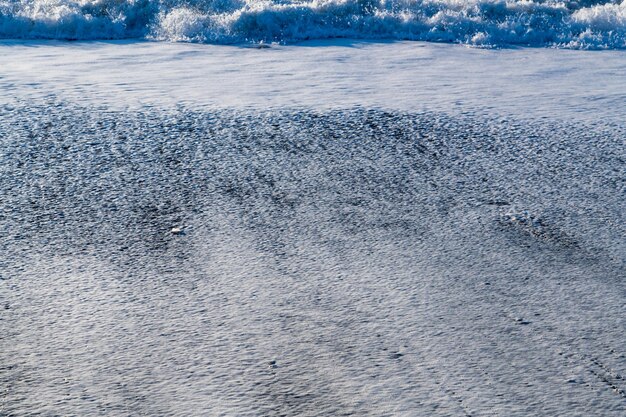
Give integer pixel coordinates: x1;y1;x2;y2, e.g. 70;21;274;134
1;105;624;416
2;40;626;124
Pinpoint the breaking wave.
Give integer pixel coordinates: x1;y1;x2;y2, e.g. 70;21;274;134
1;0;626;48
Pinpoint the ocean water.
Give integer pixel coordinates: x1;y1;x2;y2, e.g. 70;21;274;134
1;0;626;48
1;105;624;416
1;2;625;416
2;39;626;124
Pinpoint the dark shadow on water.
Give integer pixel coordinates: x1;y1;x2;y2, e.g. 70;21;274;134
0;37;408;50
0;36;618;52
0;38;152;49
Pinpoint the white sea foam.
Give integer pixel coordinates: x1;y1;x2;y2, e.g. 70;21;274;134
1;0;626;48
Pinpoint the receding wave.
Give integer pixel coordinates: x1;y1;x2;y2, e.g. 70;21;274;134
1;0;625;48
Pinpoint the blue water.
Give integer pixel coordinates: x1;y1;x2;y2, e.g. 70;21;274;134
1;104;625;415
1;0;625;48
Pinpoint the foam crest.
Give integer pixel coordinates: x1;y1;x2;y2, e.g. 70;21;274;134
1;0;626;48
